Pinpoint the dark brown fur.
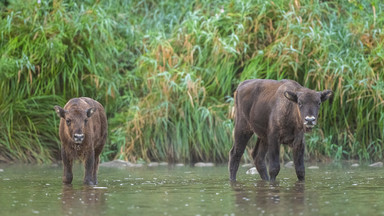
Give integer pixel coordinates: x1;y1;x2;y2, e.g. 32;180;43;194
55;97;107;185
229;79;332;182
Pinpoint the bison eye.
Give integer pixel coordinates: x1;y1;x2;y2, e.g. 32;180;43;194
298;102;303;107
66;119;71;126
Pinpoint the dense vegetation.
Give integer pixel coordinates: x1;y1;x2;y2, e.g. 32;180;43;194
1;0;383;163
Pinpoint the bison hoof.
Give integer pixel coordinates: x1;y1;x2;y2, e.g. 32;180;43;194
62;178;73;185
84;180;95;186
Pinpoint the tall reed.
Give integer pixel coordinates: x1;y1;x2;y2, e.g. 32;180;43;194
1;0;384;163
0;0;122;162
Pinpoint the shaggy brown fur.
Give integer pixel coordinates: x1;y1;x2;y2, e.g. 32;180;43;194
55;97;107;185
229;79;332;182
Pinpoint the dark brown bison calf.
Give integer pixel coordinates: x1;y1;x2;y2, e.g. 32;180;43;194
54;97;107;185
229;79;332;182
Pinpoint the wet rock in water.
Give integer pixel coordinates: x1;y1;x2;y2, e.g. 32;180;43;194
194;162;215;167
176;163;185;167
50;163;59;168
92;186;108;189
284;161;294;168
246;167;258;175
148;162;159;167
100;160;142;168
0;168;3;172
308;166;319;169
369;162;383;167
351;163;359;167
159;162;168;166
242;163;253;168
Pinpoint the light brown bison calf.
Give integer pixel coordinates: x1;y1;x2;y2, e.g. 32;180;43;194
54;97;107;185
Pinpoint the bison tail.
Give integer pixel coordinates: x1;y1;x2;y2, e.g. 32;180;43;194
230;91;237;119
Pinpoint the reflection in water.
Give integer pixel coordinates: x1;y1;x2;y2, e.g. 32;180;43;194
231;180;309;215
61;185;107;216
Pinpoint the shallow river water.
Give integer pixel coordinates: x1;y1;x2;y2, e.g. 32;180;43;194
1;162;384;216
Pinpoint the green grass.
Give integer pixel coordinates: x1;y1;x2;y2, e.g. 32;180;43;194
1;0;384;163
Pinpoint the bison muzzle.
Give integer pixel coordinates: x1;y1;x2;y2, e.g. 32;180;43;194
55;97;107;185
229;79;332;182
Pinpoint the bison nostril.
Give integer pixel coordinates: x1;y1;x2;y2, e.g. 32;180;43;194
304;116;317;127
305;116;316;122
74;134;84;142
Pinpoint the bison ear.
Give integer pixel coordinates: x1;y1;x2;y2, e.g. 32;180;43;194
320;90;333;103
54;106;66;119
86;107;97;117
284;91;298;103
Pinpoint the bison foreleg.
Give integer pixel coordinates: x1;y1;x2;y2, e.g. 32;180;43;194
62;150;73;184
92;155;100;185
252;138;269;181
267;136;280;182
83;151;95;185
293;139;305;181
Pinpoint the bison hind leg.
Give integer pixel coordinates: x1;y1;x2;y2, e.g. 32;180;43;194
92;136;106;185
229;130;253;181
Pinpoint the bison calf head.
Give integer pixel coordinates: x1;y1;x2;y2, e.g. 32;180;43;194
54;105;96;144
284;90;333;129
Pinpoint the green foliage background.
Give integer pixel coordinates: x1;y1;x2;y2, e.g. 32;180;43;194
0;0;383;163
